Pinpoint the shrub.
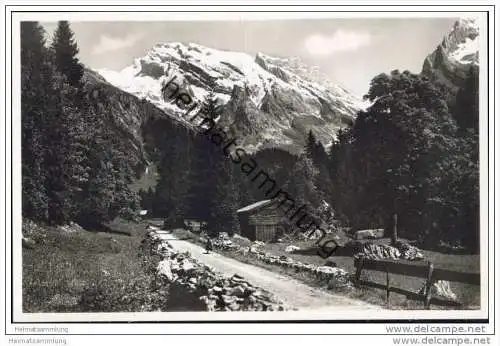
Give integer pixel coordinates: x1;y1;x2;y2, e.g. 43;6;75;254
79;273;170;312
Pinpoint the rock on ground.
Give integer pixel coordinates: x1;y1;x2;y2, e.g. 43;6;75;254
285;245;301;253
418;280;458;301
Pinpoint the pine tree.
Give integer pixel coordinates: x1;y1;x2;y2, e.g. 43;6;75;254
185;92;221;221
54;69;96;222
51;21;84;88
42;21;88;224
182;91;240;236
284;154;322;214
305;130;317;159
209;153;240;236
46;89;87;223
328;128;356;224
186;133;218;221
21;21;51;220
22;21;88;224
154;126;192;225
304;130;332;205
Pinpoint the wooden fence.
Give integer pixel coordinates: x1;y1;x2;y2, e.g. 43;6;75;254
354;257;480;309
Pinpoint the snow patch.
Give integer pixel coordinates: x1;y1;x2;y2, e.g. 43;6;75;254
449;36;479;64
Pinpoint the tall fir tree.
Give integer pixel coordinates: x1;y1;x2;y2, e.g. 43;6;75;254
51;21;84;88
154;126;192;225
305;130;317;159
305;130;332;204
43;77;89;223
209;153;240;236
185;92;221;221
184;91;239;236
186;134;218;221
328;128;356;224
21;21;51;220
41;21;87;224
284;154;322;217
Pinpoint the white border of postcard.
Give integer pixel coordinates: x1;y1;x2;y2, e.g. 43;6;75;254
2;3;497;335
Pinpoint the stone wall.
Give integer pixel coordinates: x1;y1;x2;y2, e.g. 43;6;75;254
208;237;353;290
148;230;289;312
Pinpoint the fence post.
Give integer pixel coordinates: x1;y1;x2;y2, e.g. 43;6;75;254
424;261;434;309
391;213;398;245
386;265;390;306
355;256;364;287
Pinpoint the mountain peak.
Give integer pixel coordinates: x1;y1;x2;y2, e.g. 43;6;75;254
454;17;479;33
442;17;479;65
96;42;365;152
422;17;479;87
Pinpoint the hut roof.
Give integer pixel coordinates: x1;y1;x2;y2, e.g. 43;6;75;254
236;199;274;214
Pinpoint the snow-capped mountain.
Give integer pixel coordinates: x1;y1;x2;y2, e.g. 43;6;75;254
422;17;479;88
97;42;366;152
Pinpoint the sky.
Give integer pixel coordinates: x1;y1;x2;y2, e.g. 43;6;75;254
41;18;457;96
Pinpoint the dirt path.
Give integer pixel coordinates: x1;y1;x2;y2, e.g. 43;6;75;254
155;230;380;311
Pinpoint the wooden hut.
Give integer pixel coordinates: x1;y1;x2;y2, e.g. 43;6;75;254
237;200;284;242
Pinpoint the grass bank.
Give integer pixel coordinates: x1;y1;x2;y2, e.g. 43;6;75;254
22;219;204;312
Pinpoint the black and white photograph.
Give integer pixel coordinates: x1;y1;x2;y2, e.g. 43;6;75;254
2;3;498;343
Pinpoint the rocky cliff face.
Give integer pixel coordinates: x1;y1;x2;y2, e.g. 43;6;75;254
422;17;479;89
96;42;366;152
82;68;188;175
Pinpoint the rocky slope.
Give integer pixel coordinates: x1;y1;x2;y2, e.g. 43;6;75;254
422;17;479;89
97;43;366;152
82;68;191;176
